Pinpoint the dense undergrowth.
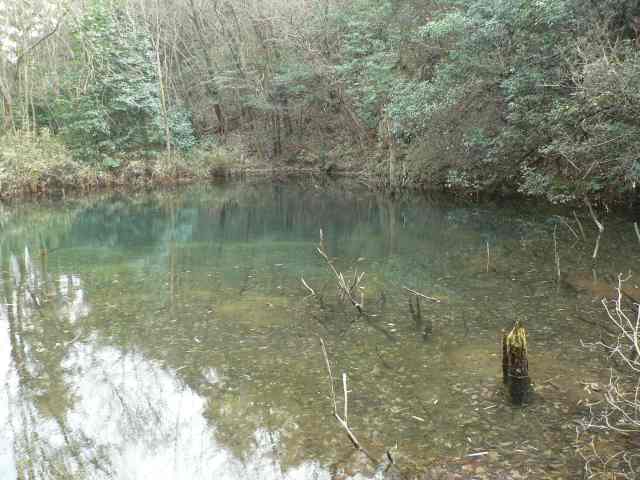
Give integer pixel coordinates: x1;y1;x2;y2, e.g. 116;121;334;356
1;0;639;203
0;129;243;197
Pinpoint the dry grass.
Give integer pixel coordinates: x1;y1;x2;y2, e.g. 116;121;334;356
0;130;249;197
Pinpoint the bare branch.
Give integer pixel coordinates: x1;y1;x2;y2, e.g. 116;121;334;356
316;230;364;314
301;276;315;296
15;13;67;68
584;197;605;233
402;286;441;303
579;274;640;476
573;210;587;241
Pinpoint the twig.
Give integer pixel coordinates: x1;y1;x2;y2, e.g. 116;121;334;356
403;286;441;303
466;451;489;458
486;240;490;273
573;210;586;241
319;228;326;254
584;198;604;261
585;197;605;233
593;233;603;261
15;14;67;67
319;339;395;472
319;338;361;450
301;277;315;296
554;215;579;240
634;222;640;245
343;372;348;424
578;273;640;477
25;285;41;309
320;338;338;414
316;230;364;314
553;225;561;282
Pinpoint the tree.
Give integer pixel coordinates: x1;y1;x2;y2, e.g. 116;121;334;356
0;0;66;131
56;0;169;166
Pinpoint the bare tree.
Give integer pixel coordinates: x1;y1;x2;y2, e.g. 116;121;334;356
578;274;640;477
0;0;67;131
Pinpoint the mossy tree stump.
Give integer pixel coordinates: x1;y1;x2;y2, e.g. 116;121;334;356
502;320;530;405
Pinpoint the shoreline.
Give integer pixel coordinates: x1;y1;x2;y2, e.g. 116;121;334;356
0;152;637;211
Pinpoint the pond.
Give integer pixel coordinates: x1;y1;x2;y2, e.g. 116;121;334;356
0;180;636;479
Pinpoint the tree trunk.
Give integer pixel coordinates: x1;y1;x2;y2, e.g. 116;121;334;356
0;78;14;131
187;0;226;134
502;321;530;405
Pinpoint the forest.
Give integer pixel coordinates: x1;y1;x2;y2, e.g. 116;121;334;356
1;0;639;202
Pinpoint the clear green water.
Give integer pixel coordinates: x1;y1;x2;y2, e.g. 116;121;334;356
0;181;636;479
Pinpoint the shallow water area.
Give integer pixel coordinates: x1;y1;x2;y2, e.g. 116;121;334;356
0;180;635;479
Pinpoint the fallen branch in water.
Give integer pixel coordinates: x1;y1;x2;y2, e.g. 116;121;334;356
319;338;399;473
584;198;604;261
573;210;586;241
584;198;605;233
403;286;441;303
553;225;561;282
554;215;579;240
301;277;316;296
577;273;640;478
486;240;491;273
319;338;364;451
316;229;364;314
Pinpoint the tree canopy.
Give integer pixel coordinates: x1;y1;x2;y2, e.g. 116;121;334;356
0;0;639;201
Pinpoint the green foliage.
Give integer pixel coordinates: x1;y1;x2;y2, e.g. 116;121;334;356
55;0;194;165
377;0;640;200
160;109;197;151
273;63;316;96
3;0;639;202
334;0;400;127
517;166;575;204
445;169;480;192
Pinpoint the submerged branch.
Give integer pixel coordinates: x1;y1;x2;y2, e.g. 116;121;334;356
319;337;401;476
316;229;364;314
301;277;316;296
584;198;604;261
319;338;362;450
402;286;441;303
554;215;579;240
573;210;587;241
553;225;561;282
584;197;605;232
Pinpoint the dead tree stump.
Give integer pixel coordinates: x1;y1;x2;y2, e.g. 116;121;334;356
502;320;530;405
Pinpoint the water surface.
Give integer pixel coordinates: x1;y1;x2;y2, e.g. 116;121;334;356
0;181;636;479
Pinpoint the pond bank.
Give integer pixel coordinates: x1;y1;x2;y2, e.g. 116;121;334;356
4;130;640;210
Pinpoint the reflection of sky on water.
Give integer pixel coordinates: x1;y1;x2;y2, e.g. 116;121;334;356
58;275;89;324
67;342;333;479
0;304;17;479
0;281;333;479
